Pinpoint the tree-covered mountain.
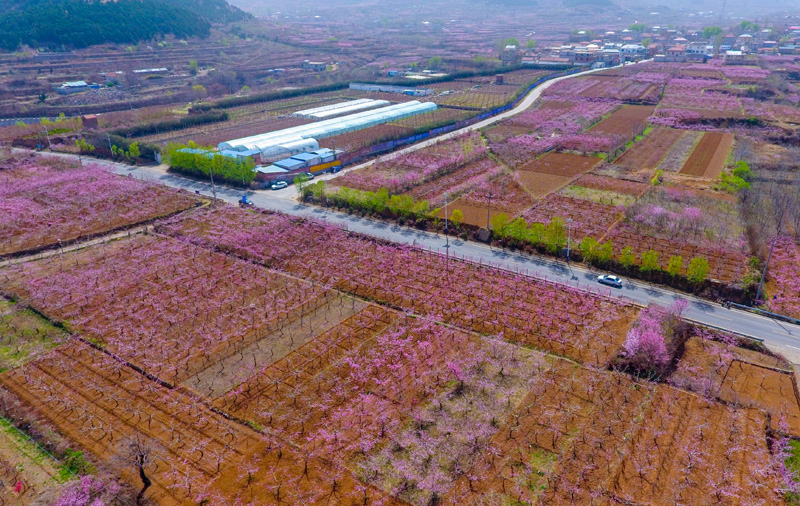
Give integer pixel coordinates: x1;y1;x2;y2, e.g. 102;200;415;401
0;0;251;51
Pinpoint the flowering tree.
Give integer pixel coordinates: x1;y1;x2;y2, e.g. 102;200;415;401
622;301;687;378
54;475;123;506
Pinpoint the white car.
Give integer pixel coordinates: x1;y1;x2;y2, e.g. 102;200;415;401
597;275;623;288
271;181;288;190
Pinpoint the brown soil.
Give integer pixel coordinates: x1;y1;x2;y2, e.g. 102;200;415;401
721;361;800;435
614;127;684;170
590;105;655;138
0;340;395;505
613;386;779;505
514;171;573;199
521;194;621;240
181;294;367;399
656;130;704;173
438;199;507;228
679;132;734;178
518;152;602;177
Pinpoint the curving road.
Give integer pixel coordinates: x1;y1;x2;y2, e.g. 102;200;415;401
268;62;646;200
16;58;800;364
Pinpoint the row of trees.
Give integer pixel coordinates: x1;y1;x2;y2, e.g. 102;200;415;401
166;142;255;187
303;182;435;221
301;183;713;287
490;213;711;285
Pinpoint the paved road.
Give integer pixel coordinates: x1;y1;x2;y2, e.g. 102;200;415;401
17;58;800;363
267;63;643;200
23;149;800;363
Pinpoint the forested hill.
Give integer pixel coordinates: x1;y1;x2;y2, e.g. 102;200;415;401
0;0;251;51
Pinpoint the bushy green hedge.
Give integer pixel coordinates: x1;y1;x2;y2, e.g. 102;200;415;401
166;143;255;187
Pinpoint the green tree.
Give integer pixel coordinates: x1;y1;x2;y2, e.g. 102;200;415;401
75;138;95;153
640;250;660;273
490;212;510;237
740;21;759;33
703;26;723;39
189;59;198;76
687;257;710;284
526;39;537;49
715;161;752;193
620;246;636;269
505;218;528;242
529;222;545;245
544;217;566;254
128;142;140;160
388;194;415;217
628;23;647;33
502;37;520;47
667;255;683;277
192;84;207;100
428;56;443;69
642;38;651;48
596;241;613;264
450;209;463;228
580;237;599;264
294;173;310;196
733;160;752;181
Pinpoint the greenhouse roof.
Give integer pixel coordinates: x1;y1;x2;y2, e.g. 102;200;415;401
219;101;436;155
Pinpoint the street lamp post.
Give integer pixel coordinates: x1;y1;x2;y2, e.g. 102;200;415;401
566;218;573;262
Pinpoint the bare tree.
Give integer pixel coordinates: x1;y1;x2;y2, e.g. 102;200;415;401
121;435;156;505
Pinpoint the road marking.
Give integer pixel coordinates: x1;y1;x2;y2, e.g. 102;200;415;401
787;345;800;350
713;315;733;321
776;331;797;338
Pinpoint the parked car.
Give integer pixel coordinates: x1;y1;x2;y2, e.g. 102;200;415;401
597;275;623;288
305;172;315;180
271;181;288;190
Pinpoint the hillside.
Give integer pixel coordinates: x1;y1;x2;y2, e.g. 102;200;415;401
0;0;250;51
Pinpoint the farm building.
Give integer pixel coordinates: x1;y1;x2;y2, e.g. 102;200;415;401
291;99;390;120
56;81;99;94
219;101;437;160
349;83;434;96
255;165;288;182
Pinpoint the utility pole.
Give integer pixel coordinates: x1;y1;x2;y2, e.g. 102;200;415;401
756;212;784;303
444;192;449;251
756;235;777;303
209;164;217;199
566;218;573;262
486;192;492;230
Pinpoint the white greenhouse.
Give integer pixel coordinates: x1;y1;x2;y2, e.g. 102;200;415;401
291;99;390;120
219;101;437;156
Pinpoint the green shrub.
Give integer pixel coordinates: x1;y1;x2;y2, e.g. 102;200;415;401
667;255;683;277
640;250;660;273
687;257;710;284
620;246;636;269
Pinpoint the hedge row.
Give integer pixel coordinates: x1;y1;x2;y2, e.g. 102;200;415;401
192;82;350;111
109;111;228;138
